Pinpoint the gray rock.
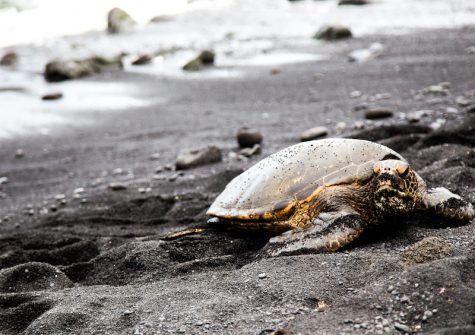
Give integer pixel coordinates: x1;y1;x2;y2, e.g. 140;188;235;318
365;108;394;119
0;51;18;66
44;56;123;82
183;50;215;72
108;182;127;191
465;105;475;113
0;262;73;293
300;126;329;141
394;322;412;333
149;15;174;24
107;7;136;34
314;25;352;41
15;149;24;159
41;91;63;100
239;144;261;157
132;54;153;66
237;127;263;148
348;43;384;62
338;0;369;5
175;145;222;170
455;96;472;107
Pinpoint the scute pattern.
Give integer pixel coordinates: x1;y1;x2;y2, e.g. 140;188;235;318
207;139;404;221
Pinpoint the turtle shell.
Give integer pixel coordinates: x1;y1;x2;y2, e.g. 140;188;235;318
207;138;404;221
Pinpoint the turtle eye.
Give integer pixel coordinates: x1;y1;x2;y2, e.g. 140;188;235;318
373;164;381;174
396;164;409;177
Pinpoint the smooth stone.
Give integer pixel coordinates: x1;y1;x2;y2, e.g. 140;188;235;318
41;91;63;100
314;25;352;41
0;51;18;66
0;262;73;293
365;108;394;119
183;50;215;71
239;144;261;157
338;0;369;4
348;43;384;62
108;182;127;191
300;126;329;141
15;149;25;158
132;54;153;66
44;56;123;82
455;96;472;107
107;7;136;34
465;105;475;113
175;145;222;170
394;322;411;333
149;15;174;24
236;127;263;148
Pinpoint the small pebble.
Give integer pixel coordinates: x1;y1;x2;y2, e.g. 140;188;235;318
394;322;411;333
258;273;267;279
109;182;127;191
365;108;394;119
150;153;161;160
353;121;365;129
0;177;8;185
112;168;124;175
236;127;263;148
132;54;153;66
15;149;25;158
300;126;328;141
42;91;63;100
350;90;362;98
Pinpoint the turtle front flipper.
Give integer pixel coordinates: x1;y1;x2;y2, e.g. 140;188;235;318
418;187;474;221
262;211;366;257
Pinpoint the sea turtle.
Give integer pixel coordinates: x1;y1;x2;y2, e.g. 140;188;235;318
206;138;474;256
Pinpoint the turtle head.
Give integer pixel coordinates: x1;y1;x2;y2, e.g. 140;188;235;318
372;159;418;216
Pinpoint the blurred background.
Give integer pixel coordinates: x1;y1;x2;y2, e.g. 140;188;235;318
0;0;474;139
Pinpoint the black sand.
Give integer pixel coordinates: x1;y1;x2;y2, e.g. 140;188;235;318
0;27;474;334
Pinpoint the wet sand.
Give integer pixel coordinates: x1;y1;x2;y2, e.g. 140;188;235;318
0;27;474;334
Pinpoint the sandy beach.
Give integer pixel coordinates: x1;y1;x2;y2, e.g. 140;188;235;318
0;2;474;333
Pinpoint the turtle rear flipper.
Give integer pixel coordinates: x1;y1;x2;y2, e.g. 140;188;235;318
262;211;367;257
418;187;474;221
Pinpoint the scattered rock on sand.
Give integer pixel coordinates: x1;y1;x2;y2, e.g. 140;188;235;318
41;91;63;100
348;43;384;62
365;108;394;119
0;51;18;66
183;50;215;71
300;126;328;141
175;145;222;170
44;56;123;82
0;262;73;293
132;54;153;66
237;127;263;148
314;25;352;41
107;7;136;34
338;0;369;5
401;237;452;267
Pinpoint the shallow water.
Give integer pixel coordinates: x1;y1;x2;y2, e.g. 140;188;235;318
0;0;474;139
